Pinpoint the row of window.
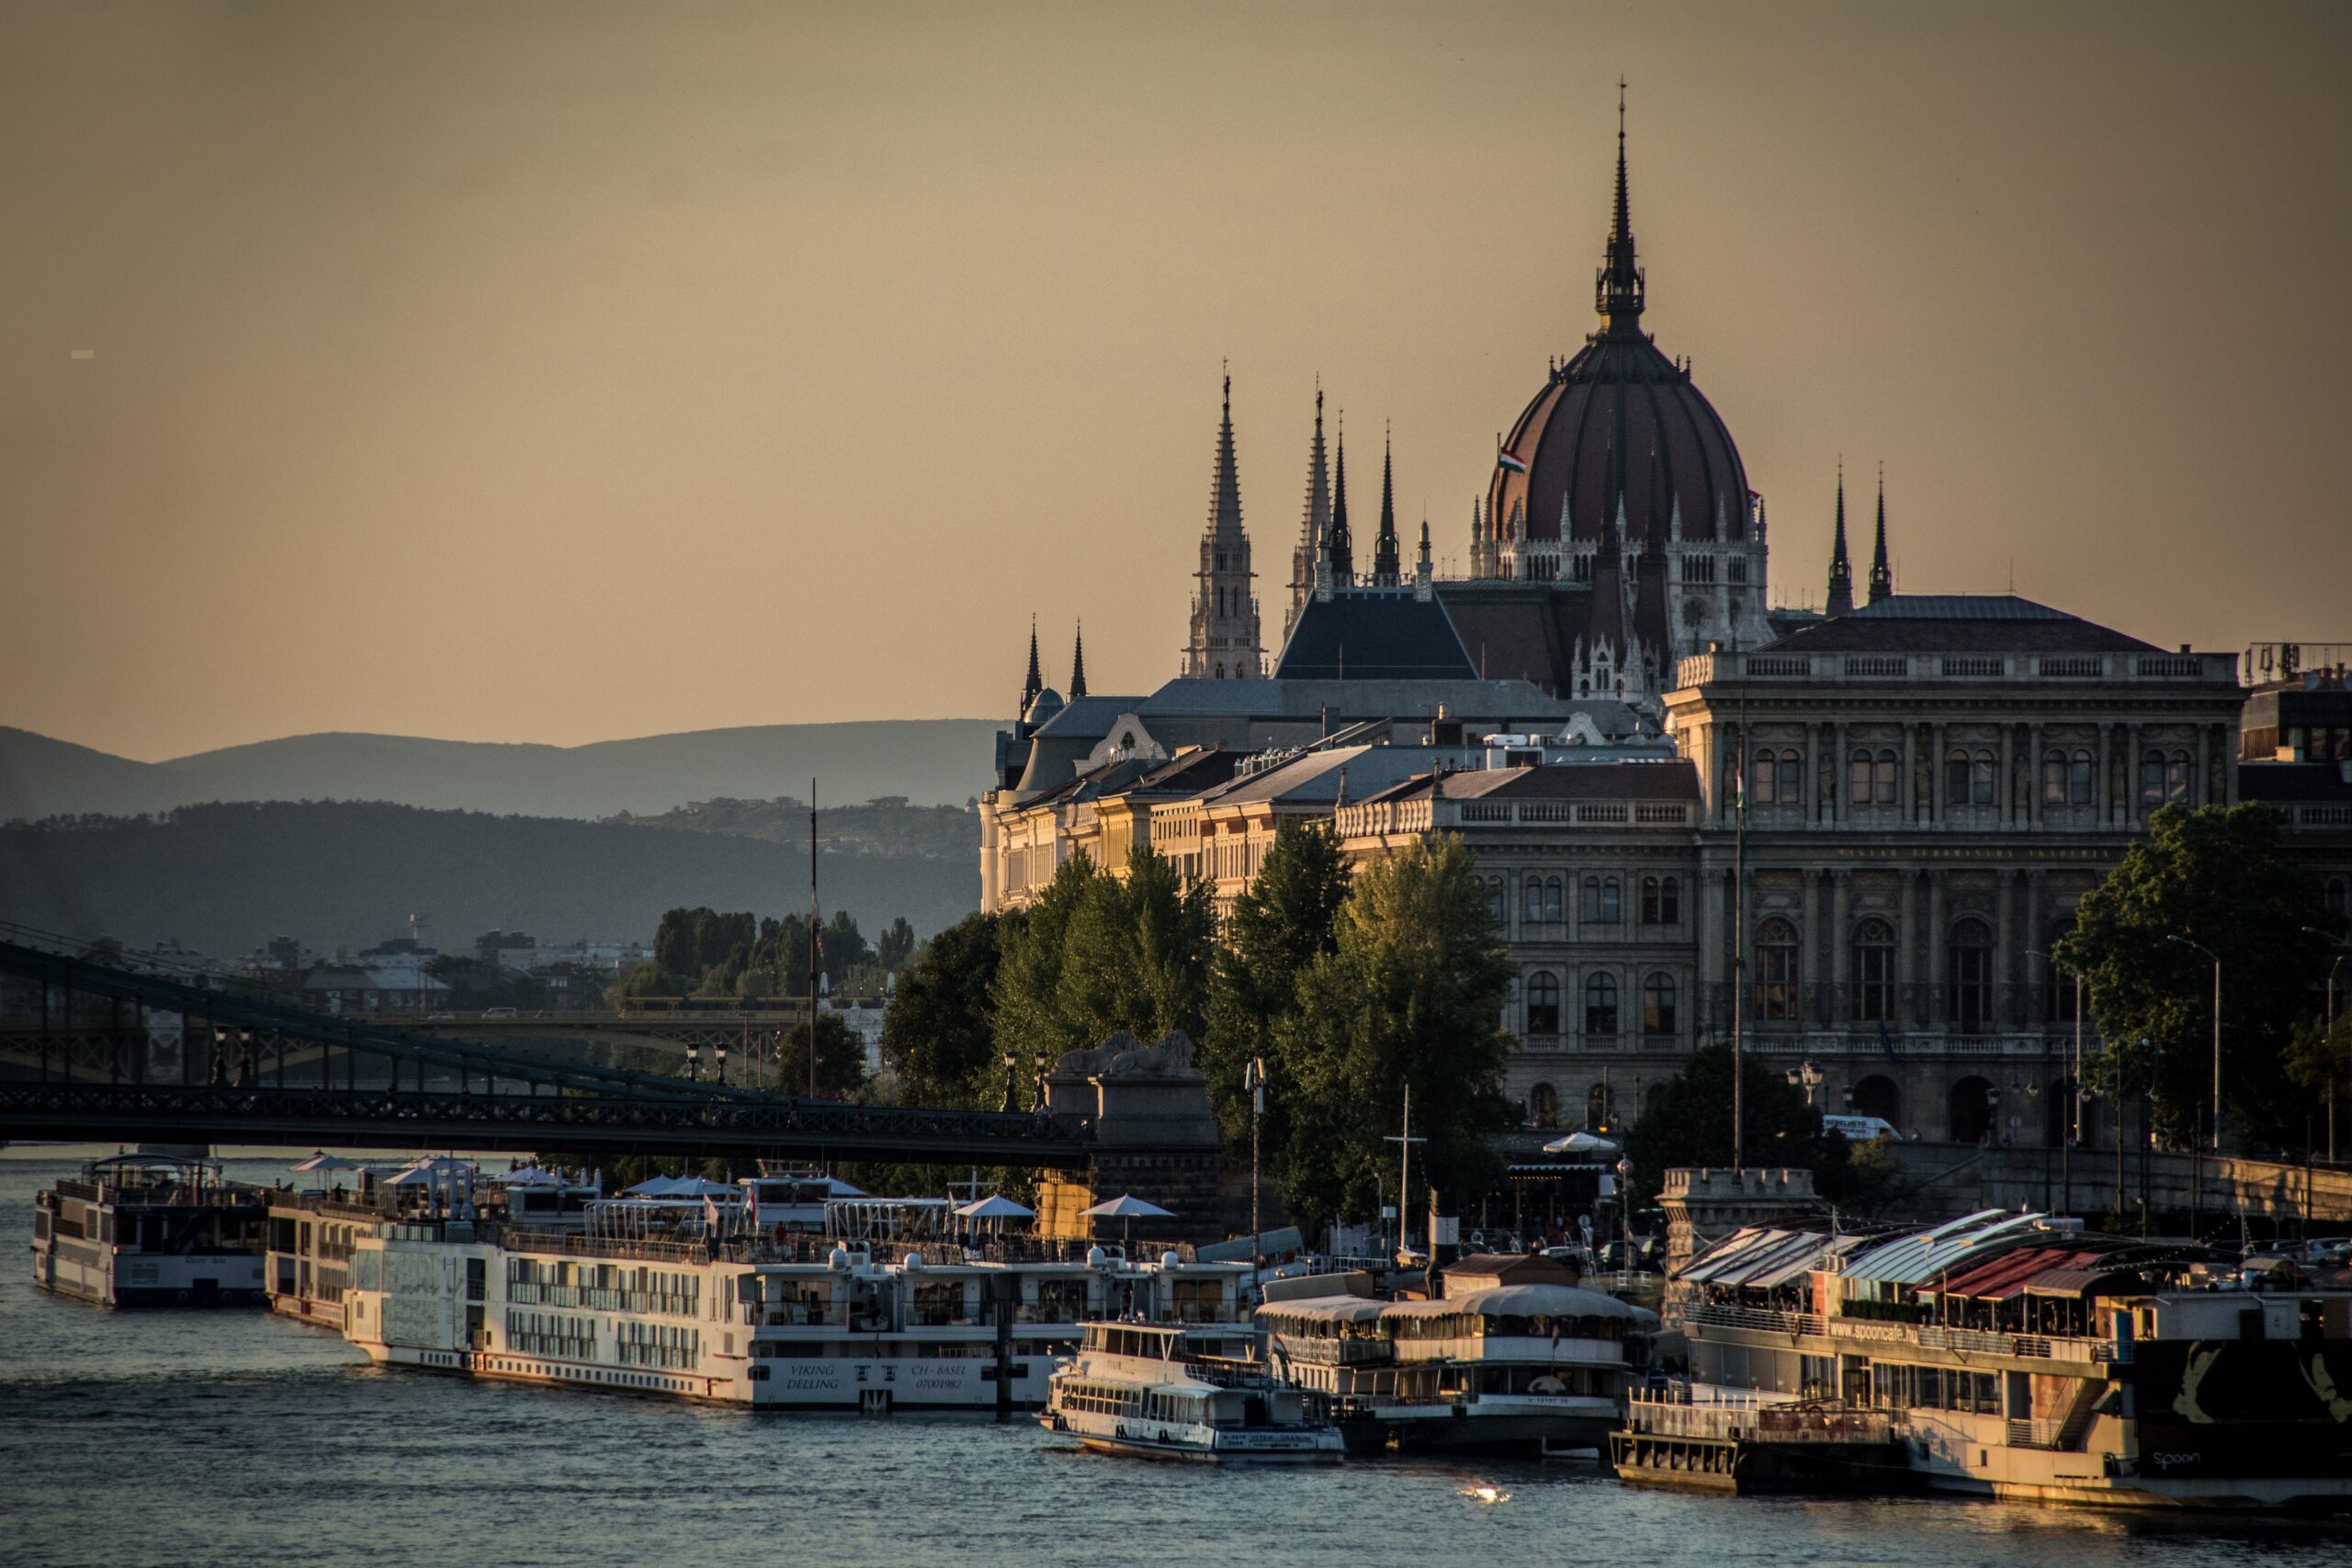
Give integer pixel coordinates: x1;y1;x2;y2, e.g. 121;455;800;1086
1750;746;2201;811
1524;971;1677;1036
505;1309;596;1360
1754;916;1998;1027
1497;874;1681;928
615;1319;702;1370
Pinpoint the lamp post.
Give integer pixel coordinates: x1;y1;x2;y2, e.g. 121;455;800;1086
715;1039;729;1089
2167;935;2222;1152
685;1042;700;1083
1244;1055;1267;1299
1785;1060;1824;1109
2303;928;2345;1161
1616;1156;1634;1280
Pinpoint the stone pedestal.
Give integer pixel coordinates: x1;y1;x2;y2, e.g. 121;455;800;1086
1036;1029;1224;1247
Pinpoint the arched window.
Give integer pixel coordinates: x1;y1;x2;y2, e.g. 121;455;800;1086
1875;750;1899;806
1948;1075;1996;1145
1487;876;1506;925
1525;972;1561;1034
1752;749;1776;804
1524;877;1544;924
1756;917;1800;1021
1582;875;1622;924
1778;750;1803;805
1585;1081;1616;1134
2165;750;2194;806
1642;971;1677;1036
2069;750;2094;807
1529;1082;1559;1130
1945;748;1971;805
1584;972;1620;1035
2140;749;2165;808
1851;917;1896;1023
1641;874;1680;926
1849;749;1873;805
1849;1074;1902;1127
1970;750;1996;807
2041;749;2067;807
1947;918;1994;1030
1544;875;1565;924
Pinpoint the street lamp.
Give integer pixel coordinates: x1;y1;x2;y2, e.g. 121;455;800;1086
1785;1060;1824;1108
715;1039;729;1088
1616;1156;1634;1279
1244;1056;1268;1299
2303;927;2346;1161
2167;935;2222;1152
684;1042;700;1083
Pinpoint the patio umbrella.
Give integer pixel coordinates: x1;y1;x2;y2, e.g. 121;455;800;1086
1080;1193;1174;1248
1542;1131;1620;1156
956;1195;1036;1220
289;1151;366;1173
626;1175;684;1196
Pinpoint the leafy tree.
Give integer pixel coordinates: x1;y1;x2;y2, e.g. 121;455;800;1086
876;916;918;972
1203;820;1351;1149
990;851;1096;1074
2056;804;2341;1151
1271;837;1513;1231
1622;1042;1853;1205
2284;1014;2352;1149
822;910;872;985
777;1012;867;1100
881;911;1010;1108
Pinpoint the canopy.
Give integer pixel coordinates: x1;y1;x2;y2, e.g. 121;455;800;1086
1380;1282;1643;1325
395;1157;472;1177
955;1196;1036;1220
1255;1294;1387;1329
1541;1132;1620;1156
1081;1194;1175;1219
289;1152;367;1173
497;1167;570;1188
625;1175;684;1195
388;1162;476;1187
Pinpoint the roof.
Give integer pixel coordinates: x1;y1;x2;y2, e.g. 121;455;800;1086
1471;761;1700;802
1197;745;1453;809
1761;594;2161;656
1271;591;1476;682
1254;1295;1388;1329
1839;1211;2050;1287
1382;1282;1644;1322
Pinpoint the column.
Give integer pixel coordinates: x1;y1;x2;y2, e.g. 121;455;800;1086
1698;862;1726;1027
1924;871;1947;1030
1827;721;1845;826
1995;869;2018;1031
2026;721;2044;829
1999;725;2016;828
1797;868;1821;1025
2023;870;2046;1026
2194;724;2211;809
2125;722;2143;827
1894;867;1919;1022
2096;721;2113;828
1829;869;1851;1029
1928;722;1947;824
1900;723;1917;829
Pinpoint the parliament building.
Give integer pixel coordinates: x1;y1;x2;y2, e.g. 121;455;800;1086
982;112;2351;1155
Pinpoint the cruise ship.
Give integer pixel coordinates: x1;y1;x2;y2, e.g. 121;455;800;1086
340;1191;1258;1411
1255;1253;1657;1454
1043;1320;1346;1463
1660;1210;2352;1510
30;1153;269;1308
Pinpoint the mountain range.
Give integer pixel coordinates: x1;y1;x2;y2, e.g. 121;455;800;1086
0;719;1002;821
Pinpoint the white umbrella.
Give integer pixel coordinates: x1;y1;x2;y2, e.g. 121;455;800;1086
289;1151;366;1174
498;1167;568;1187
955;1195;1036;1225
1543;1131;1620;1156
1080;1193;1174;1249
626;1175;683;1196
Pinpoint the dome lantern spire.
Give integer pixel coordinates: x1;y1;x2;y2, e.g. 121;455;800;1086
1596;79;1645;333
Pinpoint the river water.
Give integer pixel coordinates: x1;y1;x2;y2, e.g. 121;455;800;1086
2;1146;2340;1568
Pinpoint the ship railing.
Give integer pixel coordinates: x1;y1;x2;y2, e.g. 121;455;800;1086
1679;1302;1825;1337
503;1228;711;1265
744;1303;852;1328
2005;1417;2064;1450
1626;1391;1893;1445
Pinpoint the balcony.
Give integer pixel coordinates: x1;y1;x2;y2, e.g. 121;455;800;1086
1673;649;2239;690
1701;982;2086;1041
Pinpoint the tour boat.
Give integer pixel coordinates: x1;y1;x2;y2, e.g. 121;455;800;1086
1042;1320;1346;1463
29;1153;268;1307
1664;1211;2352;1510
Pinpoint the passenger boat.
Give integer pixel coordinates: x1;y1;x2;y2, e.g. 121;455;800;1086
339;1190;1255;1412
29;1153;268;1307
1042;1320;1346;1463
1258;1254;1656;1454
1666;1210;2352;1510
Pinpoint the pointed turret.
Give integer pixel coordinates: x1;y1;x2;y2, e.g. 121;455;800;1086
1826;465;1854;617
1288;384;1330;636
1328;416;1353;582
1069;623;1088;699
1021;616;1043;712
1182;368;1262;679
1867;467;1892;606
1595;80;1645;334
1209;371;1243;540
1415;517;1433;601
1372;425;1402;586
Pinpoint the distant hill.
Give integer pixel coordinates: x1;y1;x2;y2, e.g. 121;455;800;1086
0;719;1002;821
0;800;980;958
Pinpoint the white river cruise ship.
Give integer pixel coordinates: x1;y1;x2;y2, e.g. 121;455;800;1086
1042;1321;1346;1464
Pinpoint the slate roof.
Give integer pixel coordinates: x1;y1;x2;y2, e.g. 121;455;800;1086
1762;594;2161;656
1272;590;1476;682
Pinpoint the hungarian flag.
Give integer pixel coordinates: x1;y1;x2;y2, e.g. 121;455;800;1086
1496;450;1528;475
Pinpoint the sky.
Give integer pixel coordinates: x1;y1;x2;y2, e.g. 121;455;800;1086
4;1;2347;761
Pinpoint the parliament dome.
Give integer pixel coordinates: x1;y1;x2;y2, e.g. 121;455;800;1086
1485;120;1750;555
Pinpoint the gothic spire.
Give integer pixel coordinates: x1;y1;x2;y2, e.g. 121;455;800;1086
1868;466;1892;606
1069;622;1088;699
1373;424;1402;586
1329;413;1353;581
1596;79;1645;333
1208;368;1243;539
1021;615;1042;711
1826;463;1855;617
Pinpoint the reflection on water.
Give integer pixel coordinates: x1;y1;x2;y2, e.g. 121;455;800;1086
2;1150;2343;1568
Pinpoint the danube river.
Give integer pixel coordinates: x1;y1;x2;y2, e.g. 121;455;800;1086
1;1148;2338;1568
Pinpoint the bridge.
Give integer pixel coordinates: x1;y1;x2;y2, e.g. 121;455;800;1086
0;940;1089;1167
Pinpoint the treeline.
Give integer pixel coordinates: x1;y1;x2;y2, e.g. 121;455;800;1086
613;906;919;1000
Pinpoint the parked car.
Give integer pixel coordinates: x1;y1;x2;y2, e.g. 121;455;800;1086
482;1006;519;1020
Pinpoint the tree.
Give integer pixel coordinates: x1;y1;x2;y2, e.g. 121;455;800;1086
1204;819;1351;1150
2284;1014;2352;1152
821;910;873;986
778;1012;866;1100
1623;1043;1849;1206
881;911;1009;1108
1271;837;1513;1231
2056;804;2341;1151
876;916;918;972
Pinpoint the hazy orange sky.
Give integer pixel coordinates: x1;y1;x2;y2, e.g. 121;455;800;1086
5;1;2346;761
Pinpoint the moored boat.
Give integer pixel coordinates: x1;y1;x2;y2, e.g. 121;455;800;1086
30;1153;268;1307
1043;1320;1346;1463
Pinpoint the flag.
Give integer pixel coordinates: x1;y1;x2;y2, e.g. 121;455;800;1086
1496;451;1528;475
703;1195;720;1236
745;1180;761;1234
